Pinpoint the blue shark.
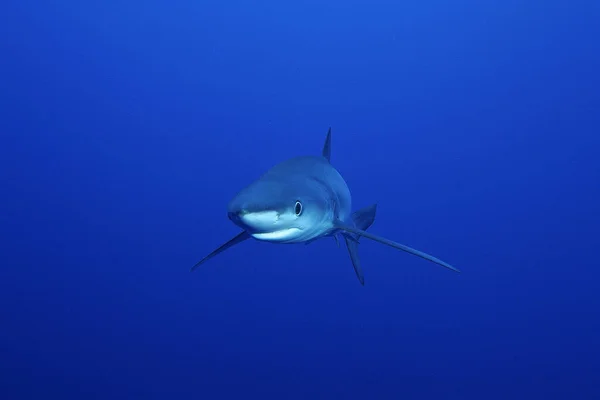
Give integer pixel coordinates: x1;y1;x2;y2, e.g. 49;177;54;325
191;128;460;285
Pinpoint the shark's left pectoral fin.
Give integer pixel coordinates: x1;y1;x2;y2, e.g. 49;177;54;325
190;230;251;272
336;224;460;273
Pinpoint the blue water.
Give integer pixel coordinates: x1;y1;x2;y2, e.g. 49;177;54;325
2;1;599;398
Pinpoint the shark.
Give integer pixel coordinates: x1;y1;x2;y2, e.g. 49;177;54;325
190;128;460;285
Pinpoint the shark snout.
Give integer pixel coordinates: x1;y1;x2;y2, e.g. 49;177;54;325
227;181;289;232
227;210;239;222
227;191;251;216
227;201;283;234
227;196;245;223
227;205;258;231
227;209;248;225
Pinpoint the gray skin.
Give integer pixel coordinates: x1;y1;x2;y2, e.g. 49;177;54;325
226;155;351;244
191;128;460;285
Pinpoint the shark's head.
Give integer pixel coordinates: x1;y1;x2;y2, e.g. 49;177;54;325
227;176;335;243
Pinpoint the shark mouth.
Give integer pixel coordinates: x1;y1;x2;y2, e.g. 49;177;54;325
251;228;302;242
229;210;303;242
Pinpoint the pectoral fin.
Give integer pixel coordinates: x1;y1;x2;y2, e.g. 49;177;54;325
336;224;460;273
190;230;251;272
343;234;365;285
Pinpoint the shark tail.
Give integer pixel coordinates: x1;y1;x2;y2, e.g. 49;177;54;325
343;204;377;285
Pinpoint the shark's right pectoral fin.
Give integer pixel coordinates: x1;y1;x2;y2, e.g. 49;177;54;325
190;230;251;272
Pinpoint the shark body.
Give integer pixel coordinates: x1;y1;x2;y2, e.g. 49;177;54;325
191;128;459;285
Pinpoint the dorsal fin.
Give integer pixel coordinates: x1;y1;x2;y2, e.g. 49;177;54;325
322;127;331;162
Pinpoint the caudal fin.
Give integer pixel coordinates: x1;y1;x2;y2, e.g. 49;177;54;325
342;204;377;285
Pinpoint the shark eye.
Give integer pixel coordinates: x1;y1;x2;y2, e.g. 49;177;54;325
294;201;303;216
